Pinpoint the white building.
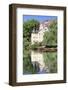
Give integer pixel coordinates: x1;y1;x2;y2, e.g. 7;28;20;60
31;20;50;44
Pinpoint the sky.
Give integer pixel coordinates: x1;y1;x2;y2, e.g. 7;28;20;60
23;15;57;23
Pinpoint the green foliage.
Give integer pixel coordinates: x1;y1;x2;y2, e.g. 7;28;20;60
43;20;57;46
43;52;57;73
31;44;37;50
23;19;39;37
23;19;39;74
31;42;40;50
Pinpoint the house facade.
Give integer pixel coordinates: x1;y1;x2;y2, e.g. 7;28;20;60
31;20;51;44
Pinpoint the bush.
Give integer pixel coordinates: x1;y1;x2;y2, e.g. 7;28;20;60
31;41;45;50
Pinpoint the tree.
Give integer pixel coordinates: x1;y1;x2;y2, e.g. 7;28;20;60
23;19;39;37
43;20;57;46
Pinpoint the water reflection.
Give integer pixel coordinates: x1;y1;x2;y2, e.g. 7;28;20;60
31;50;49;74
23;50;57;74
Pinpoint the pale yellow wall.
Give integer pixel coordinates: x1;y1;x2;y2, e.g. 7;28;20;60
31;33;43;44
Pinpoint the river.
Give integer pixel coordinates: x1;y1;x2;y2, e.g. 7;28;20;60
31;50;57;74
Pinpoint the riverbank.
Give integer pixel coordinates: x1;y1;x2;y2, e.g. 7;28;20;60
32;47;57;52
